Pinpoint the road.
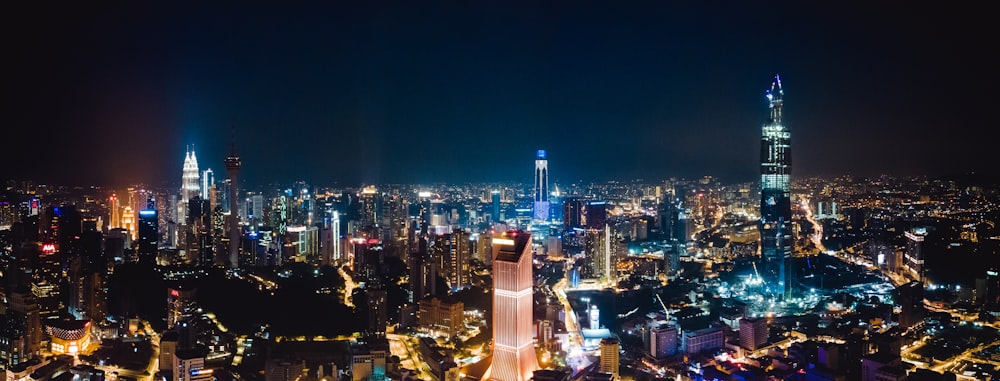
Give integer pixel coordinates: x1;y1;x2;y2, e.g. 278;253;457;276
552;270;591;374
337;265;358;308
387;333;436;381
800;198;827;252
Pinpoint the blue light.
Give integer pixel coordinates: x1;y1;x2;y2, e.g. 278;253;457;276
139;210;156;216
537;149;546;159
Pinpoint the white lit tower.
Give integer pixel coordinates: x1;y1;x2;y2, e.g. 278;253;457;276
533;150;549;221
484;230;538;381
225;136;242;269
759;75;793;300
180;147;201;225
201;169;214;200
332;211;342;262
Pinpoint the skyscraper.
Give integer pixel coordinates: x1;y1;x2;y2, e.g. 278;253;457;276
180;147;201;227
137;208;158;261
759;74;792;300
109;194;121;229
332;211;342;262
484;230;538;381
491;190;501;223
533;150;549;221
201;169;214;200
225;138;242;269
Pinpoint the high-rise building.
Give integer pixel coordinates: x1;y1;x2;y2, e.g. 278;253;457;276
759;74;793;300
180;147;201;227
904;227;927;282
137;209;158;261
448;229;471;290
739;317;769;350
585;201;607;230
332;211;342;262
586;227;611;280
166;285;197;329
201;169;214;200
648;323;677;359
533;150;549;221
484;231;538;381
8;287;42;357
109;194;121;230
225;139;242;269
895;281;924;329
563;197;584;230
491;190;501;223
599;338;620;380
976;267;1000;306
122;206;136;241
365;280;387;339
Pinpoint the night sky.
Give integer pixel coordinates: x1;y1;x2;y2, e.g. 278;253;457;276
5;2;996;188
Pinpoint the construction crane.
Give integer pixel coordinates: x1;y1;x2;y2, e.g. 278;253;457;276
655;292;670;320
751;261;762;284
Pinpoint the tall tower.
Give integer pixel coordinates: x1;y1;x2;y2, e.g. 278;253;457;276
201;169;214;200
533;150;549;221
225;133;242;269
109;194;121;229
759;74;793;300
332;211;342;262
181;147;201;226
484;230;538;381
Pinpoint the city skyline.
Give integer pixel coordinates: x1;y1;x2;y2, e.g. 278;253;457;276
5;3;997;187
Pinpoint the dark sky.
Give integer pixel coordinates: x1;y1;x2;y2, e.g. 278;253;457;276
4;2;996;188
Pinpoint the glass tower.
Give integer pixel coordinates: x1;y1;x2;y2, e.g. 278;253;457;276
533;150;549;221
759;75;792;300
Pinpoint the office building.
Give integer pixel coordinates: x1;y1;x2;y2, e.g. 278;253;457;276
137;208;158;261
484;231;538;381
739;317;769;350
167;285;197;329
417;297;465;338
904;227;927;282
649;323;677;359
681;326;724;355
599;338;619;380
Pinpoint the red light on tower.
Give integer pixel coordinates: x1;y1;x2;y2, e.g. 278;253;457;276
42;243;57;254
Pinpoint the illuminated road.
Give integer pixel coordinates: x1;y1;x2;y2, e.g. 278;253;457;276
337;265;357;308
800;198;827;253
552;271;591;374
387;333;435;381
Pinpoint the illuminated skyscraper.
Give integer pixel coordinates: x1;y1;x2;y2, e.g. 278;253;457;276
533;150;549;221
225;139;242;269
759;75;792;299
122;205;136;240
180;147;201;226
332;211;342;262
201;169;214;200
109;194;120;229
484;231;538;381
137;208;158;261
